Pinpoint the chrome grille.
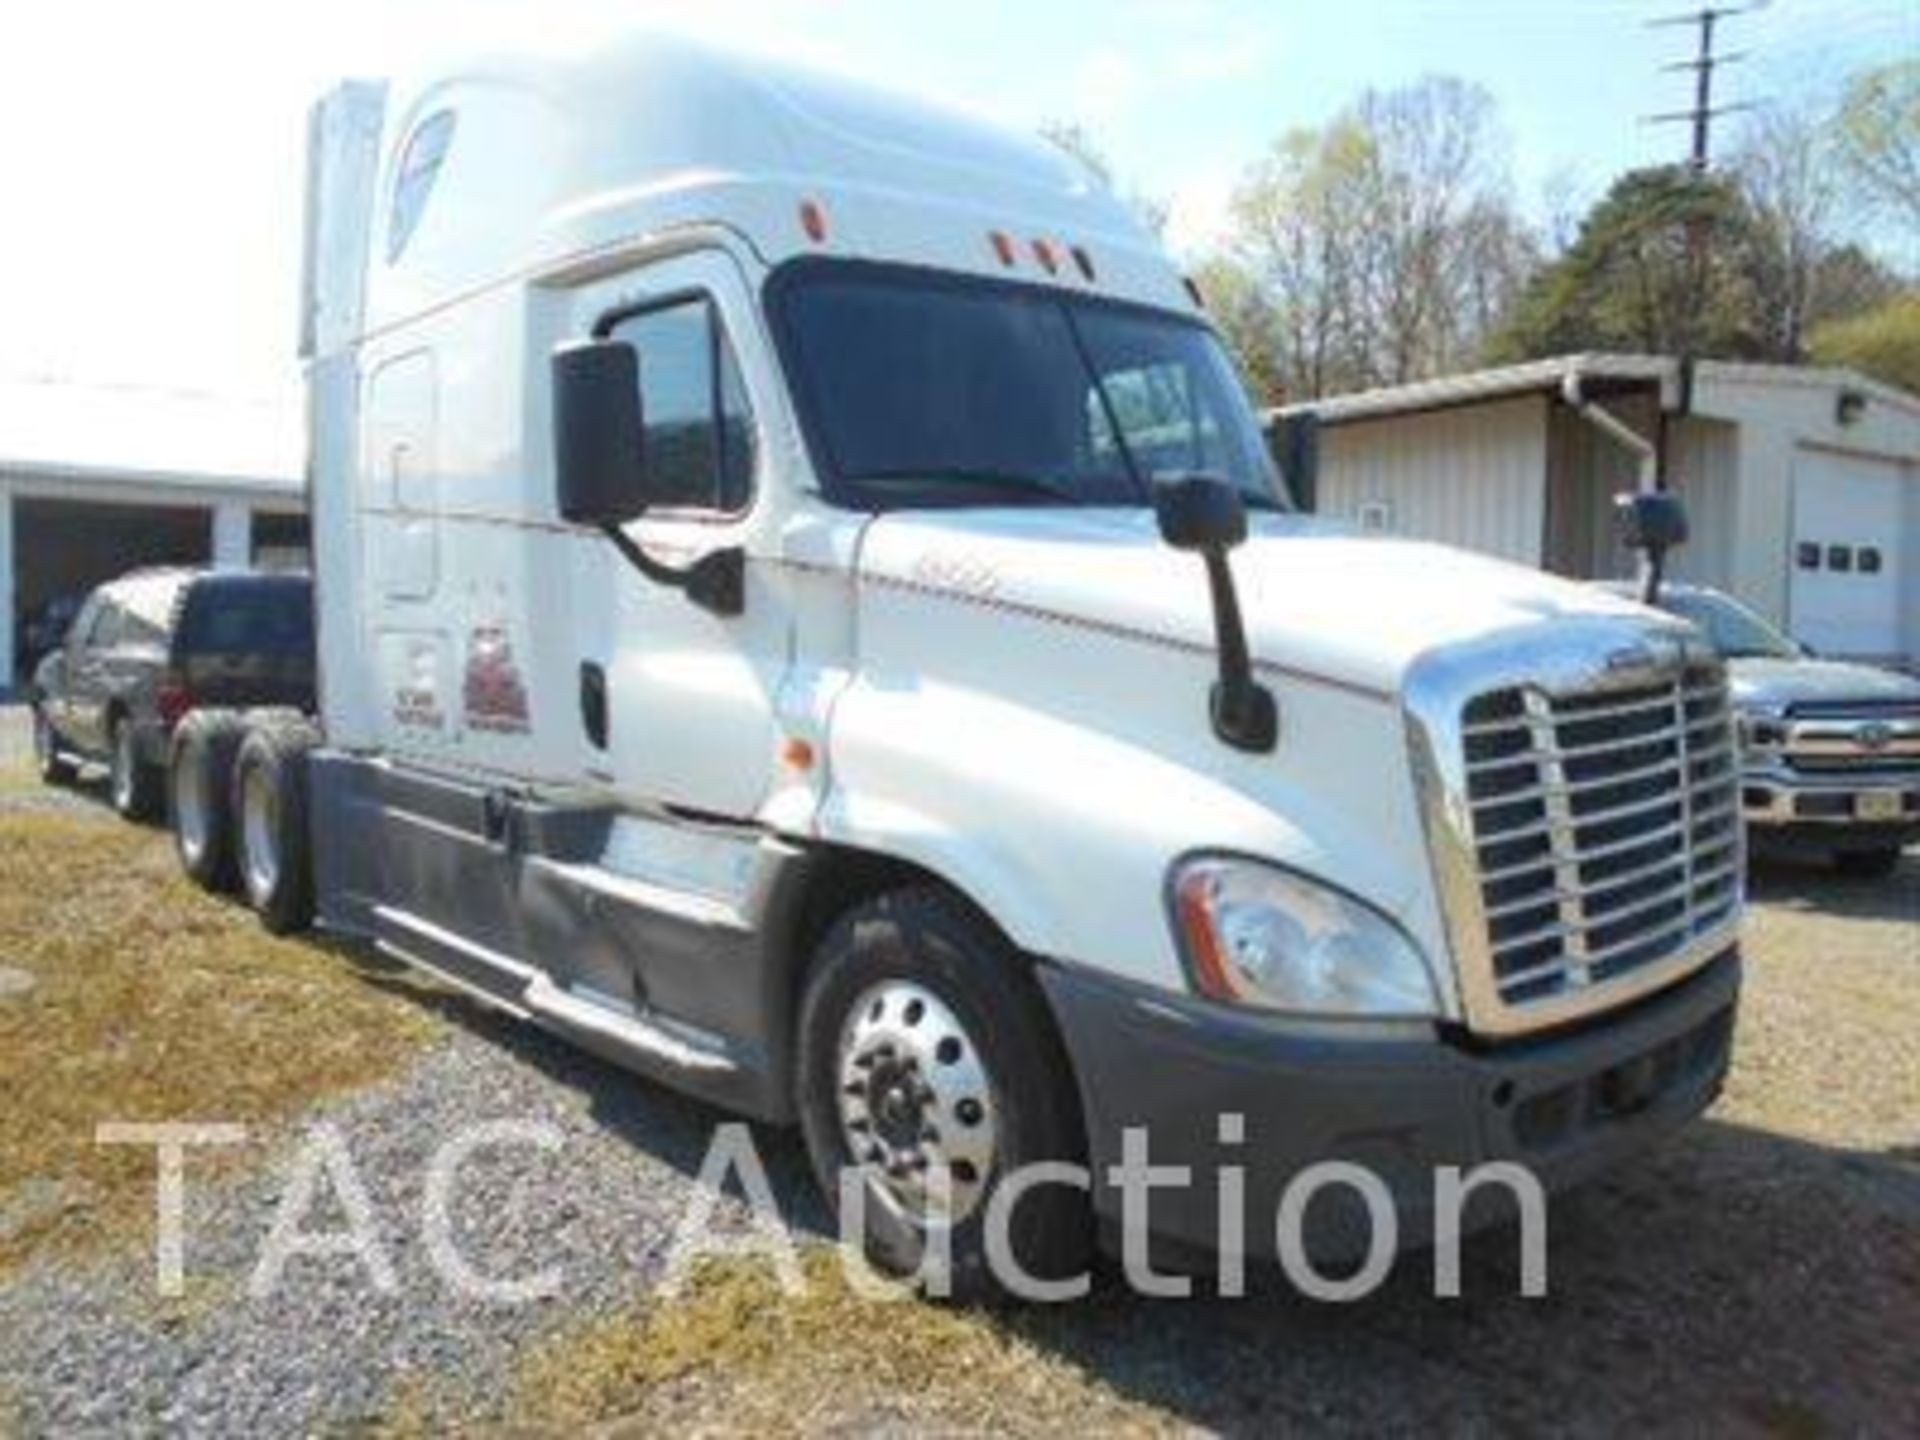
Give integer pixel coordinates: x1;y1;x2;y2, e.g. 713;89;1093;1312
1460;663;1742;1010
1780;700;1920;778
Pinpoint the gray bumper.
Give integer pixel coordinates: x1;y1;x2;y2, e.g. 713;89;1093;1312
1038;949;1739;1264
1741;771;1920;838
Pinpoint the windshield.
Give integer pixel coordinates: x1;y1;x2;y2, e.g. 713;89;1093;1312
770;262;1285;511
1662;590;1800;659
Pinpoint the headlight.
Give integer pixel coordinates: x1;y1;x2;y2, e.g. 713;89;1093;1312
1170;857;1438;1018
1737;711;1787;752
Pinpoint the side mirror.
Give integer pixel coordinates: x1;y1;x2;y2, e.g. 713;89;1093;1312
1152;473;1276;754
1154;472;1248;552
551;335;746;619
1614;491;1689;556
1613;491;1689;605
552;339;646;526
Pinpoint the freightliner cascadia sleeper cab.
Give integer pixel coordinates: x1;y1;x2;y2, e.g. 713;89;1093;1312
199;30;1743;1291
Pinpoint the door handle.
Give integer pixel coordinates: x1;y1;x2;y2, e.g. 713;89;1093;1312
580;661;608;750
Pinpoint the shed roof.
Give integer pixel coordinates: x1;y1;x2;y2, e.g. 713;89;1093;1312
0;380;300;493
1270;354;1920;428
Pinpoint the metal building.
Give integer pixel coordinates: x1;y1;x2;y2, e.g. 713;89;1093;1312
1275;355;1920;668
1;381;307;689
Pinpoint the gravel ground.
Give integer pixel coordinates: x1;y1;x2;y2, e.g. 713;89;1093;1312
0;705;1915;1434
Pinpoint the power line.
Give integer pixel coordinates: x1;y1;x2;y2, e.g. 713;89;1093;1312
1643;4;1766;171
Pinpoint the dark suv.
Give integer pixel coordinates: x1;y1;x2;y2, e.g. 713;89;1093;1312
30;569;315;818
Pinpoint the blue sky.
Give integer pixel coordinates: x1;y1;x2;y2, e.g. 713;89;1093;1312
0;0;1911;411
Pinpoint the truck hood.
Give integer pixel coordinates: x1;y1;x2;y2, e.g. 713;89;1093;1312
857;508;1650;697
1726;656;1920;710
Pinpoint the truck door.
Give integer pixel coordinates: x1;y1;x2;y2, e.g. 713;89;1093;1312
565;250;787;818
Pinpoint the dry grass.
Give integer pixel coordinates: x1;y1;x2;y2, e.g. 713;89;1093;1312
1732;862;1920;1145
498;1250;1169;1437
0;811;441;1274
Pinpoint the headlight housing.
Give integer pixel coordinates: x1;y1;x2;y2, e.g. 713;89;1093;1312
1170;857;1438;1018
1737;709;1787;754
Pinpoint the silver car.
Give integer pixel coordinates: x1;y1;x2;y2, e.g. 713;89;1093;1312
1597;582;1919;876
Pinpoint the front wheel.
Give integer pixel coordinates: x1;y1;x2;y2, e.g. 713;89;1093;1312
796;886;1090;1300
32;706;77;785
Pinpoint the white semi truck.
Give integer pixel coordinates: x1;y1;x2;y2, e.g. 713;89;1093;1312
187;30;1745;1288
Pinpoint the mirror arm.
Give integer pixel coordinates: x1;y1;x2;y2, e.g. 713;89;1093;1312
597;524;745;618
1201;550;1278;753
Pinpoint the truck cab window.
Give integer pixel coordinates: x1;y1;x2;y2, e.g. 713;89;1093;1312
771;261;1283;511
1086;356;1230;479
611;299;756;513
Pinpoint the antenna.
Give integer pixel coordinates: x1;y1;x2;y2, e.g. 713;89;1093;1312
1639;3;1765;445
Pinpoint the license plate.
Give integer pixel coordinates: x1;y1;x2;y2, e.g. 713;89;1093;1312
1856;790;1904;821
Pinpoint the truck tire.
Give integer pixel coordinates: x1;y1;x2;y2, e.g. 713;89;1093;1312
31;705;77;785
1834;846;1903;879
169;710;248;891
108;712;164;822
796;885;1091;1301
230;720;319;934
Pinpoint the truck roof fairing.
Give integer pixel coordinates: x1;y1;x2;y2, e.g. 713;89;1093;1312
338;29;1195;343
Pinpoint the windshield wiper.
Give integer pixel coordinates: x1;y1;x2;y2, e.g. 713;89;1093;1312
856;468;1086;504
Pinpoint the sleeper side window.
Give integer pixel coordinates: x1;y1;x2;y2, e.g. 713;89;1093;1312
387;110;456;263
610;298;757;515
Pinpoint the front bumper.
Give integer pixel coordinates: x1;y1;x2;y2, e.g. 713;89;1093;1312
1038;949;1739;1265
1741;769;1920;835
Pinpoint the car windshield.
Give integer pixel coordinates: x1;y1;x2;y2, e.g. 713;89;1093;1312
771;262;1286;511
1662;590;1799;659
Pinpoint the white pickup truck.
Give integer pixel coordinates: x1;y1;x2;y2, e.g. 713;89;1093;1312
179;30;1743;1289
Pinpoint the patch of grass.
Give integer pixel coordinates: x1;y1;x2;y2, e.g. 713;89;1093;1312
493;1249;1170;1436
0;811;441;1274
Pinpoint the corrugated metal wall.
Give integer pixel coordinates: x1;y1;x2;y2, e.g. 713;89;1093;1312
1543;396;1739;587
1317;395;1549;564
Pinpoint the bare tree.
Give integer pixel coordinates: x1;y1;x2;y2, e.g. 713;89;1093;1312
1835;60;1920;231
1733;102;1842;359
1223;76;1533;397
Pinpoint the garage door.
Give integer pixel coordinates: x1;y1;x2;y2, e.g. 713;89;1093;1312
1788;448;1908;663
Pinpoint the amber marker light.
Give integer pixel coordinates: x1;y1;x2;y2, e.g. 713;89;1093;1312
799;199;829;243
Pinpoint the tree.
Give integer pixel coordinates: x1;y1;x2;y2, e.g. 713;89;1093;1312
1810;291;1920;394
1189;255;1288;406
1733;103;1842;360
1222;76;1534;397
1037;121;1168;238
1731;102;1908;361
1493;165;1767;361
1835;60;1920;229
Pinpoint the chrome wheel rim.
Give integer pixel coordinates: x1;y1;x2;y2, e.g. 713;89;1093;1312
111;725;134;809
837;980;998;1227
173;756;207;861
240;764;280;901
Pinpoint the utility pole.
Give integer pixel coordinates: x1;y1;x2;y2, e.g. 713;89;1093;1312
1642;3;1758;481
1646;4;1757;173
